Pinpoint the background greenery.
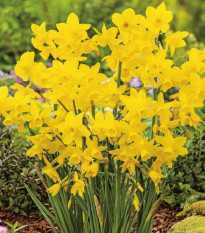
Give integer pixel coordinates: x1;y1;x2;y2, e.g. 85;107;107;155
0;0;205;71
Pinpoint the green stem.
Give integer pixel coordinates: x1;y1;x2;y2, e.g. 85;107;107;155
199;125;202;162
113;62;122;118
73;99;77;115
91;25;101;35
56;135;67;147
113;161;121;233
59;190;75;233
25;122;35;136
137;181;156;233
82;136;86;150
91;105;95;119
150;88;158;140
34;164;48;189
46;178;67;233
117;62;122;88
112;61;123;232
103;165;109;231
137;87;159;233
57;99;69;112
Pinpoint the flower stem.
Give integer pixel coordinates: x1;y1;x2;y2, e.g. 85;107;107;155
58;99;69;112
117;62;122;88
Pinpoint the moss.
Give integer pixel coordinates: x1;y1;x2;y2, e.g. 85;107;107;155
186;201;205;216
169;216;205;233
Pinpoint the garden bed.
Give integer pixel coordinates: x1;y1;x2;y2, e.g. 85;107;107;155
152;205;185;233
0;204;185;233
0;207;59;233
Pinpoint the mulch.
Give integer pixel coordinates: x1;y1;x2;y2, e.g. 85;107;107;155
0;208;59;233
152;205;186;233
0;204;185;233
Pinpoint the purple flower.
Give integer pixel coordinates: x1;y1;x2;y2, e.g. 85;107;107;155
37;97;45;103
8;70;17;78
129;78;142;88
0;226;8;233
0;70;5;76
147;84;153;95
8;70;23;83
46;62;52;67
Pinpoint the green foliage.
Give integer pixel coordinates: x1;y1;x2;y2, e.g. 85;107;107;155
160;122;205;207
5;221;28;233
186;201;205;216
0;127;47;216
179;200;205;217
180;0;205;42
168;216;205;233
0;73;15;87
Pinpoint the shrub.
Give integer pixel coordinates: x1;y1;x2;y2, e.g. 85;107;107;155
160;122;205;207
0;128;47;216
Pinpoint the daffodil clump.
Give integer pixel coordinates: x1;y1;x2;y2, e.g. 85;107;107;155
1;2;205;232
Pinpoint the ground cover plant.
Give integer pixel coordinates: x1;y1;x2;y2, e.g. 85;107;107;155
160;121;205;208
183;200;205;216
0;127;47;216
168;216;205;233
1;2;205;232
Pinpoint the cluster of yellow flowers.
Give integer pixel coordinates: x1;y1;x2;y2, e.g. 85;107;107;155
1;2;205;202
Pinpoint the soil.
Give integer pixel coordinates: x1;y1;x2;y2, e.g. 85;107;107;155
152;204;186;233
0;208;59;233
0;204;185;233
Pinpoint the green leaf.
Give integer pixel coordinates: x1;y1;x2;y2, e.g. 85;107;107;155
74;195;88;215
19;210;27;216
15;225;29;232
13;221;18;229
25;184;59;233
5;222;14;228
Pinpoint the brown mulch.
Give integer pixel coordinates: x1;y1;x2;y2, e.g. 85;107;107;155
152;204;186;233
0;207;59;233
0;205;185;233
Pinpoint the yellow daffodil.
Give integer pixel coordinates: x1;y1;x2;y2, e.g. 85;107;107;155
145;2;173;35
14;52;36;81
47;183;61;196
133;194;140;211
166;31;189;56
71;172;85;197
1;2;205;199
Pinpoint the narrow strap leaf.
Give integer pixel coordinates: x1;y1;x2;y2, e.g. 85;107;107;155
25;184;60;232
74;195;88;215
